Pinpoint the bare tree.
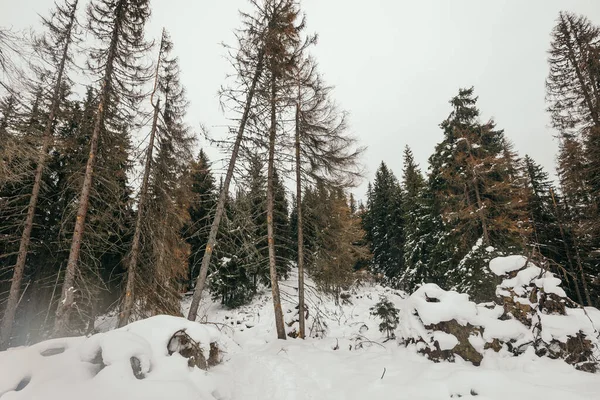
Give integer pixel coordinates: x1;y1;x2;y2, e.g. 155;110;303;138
187;0;270;321
292;58;364;338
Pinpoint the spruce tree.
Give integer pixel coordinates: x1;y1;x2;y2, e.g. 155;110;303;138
428;88;527;301
522;155;586;304
185;149;217;288
399;146;432;291
363;162;404;285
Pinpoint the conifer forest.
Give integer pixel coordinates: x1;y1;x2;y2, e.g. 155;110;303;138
1;1;600;399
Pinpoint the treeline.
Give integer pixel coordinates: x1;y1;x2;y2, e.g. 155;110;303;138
361;12;600;306
0;0;364;347
1;2;598;347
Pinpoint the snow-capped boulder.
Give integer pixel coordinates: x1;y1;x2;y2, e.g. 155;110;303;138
0;316;225;399
491;255;600;372
398;283;485;366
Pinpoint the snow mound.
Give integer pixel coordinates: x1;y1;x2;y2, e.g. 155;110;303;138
397;256;600;372
489;255;528;276
0;316;225;400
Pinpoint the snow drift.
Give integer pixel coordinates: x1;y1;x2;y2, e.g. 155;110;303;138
1;257;600;400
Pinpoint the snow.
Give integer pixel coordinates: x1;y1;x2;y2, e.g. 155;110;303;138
1;266;600;400
489;255;528;276
0;317;223;400
539;308;599;343
432;331;459;350
410;284;478;326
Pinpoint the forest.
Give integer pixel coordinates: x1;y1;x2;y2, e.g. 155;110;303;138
0;0;599;357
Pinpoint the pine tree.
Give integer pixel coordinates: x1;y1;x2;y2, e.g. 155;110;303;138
546;12;600;306
399;146;431;291
185;149;216;288
363;162;404;285
428;88;527;301
260;0;309;339
54;0;152;336
187;0;269;320
291;56;363;337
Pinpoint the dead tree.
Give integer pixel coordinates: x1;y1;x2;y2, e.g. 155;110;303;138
117;32;162;325
0;0;79;349
291;56;363;338
186;1;270;321
53;0;151;336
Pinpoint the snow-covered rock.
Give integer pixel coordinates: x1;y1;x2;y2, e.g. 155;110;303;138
397;255;600;372
0;316;224;400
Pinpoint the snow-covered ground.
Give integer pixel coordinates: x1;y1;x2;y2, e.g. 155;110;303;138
2;265;600;400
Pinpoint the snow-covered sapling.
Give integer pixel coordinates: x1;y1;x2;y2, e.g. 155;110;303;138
370;296;399;340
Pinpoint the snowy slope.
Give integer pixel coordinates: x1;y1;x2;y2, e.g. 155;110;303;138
2;267;600;400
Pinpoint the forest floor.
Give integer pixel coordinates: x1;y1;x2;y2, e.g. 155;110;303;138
2;269;600;399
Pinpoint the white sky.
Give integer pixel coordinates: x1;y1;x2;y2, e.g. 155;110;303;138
3;0;600;200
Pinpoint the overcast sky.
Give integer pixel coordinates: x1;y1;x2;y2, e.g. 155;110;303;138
3;0;600;199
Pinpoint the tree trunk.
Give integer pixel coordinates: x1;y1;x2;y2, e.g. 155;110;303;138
187;50;264;321
267;72;286;340
466;138;490;244
0;1;78;348
54;2;122;336
118;98;160;327
295;101;305;339
549;188;585;305
571;229;593;306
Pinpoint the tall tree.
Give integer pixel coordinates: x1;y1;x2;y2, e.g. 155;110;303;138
119;29;167;326
546;11;600;306
261;0;306;340
292;57;363;337
363;162;404;284
428;88;527;300
54;0;151;336
141;30;194;317
185;149;216;289
187;0;268;320
399;146;431;291
0;0;80;349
